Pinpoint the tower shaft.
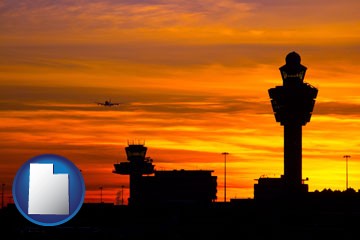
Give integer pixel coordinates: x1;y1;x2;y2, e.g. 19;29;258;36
284;123;302;185
129;173;142;205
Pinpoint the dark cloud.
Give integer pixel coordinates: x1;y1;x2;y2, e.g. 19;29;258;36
314;102;360;116
2;85;360;117
0;85;269;114
2;44;359;73
0;85;150;105
0;44;281;68
1;83;360;127
1;0;359;52
0;0;251;35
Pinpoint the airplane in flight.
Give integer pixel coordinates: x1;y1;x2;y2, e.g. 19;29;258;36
95;99;121;107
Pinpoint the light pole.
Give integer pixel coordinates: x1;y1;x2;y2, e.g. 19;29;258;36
344;155;351;190
222;152;229;202
99;186;103;203
121;185;124;205
1;184;4;209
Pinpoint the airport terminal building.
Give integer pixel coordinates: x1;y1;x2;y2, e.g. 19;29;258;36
113;143;217;206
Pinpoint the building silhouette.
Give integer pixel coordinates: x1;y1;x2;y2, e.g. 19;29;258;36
254;52;318;200
113;142;217;206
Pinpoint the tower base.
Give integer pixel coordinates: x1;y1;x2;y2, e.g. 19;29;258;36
254;175;308;200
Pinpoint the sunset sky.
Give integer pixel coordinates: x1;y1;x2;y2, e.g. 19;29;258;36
1;0;360;204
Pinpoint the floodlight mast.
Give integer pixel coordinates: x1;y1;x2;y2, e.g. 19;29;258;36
344;155;351;190
222;152;229;202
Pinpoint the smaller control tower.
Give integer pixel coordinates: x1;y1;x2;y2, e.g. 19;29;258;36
113;141;155;205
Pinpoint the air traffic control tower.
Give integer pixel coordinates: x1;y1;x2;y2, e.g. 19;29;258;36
254;52;318;199
113;142;155;206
